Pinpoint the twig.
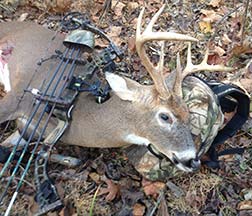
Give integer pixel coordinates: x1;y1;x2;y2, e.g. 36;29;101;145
98;0;112;25
2;177;35;190
89;184;101;216
241;0;250;45
149;190;165;216
0;3;15;13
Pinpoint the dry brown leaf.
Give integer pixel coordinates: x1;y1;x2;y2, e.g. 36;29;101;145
133;203;145;216
208;0;222;7
218;154;235;162
198;21;212;33
17;12;28;21
222;34;232;45
59;207;70;216
128;36;136;54
214;46;226;56
142;179;166;198
98;179;120;201
89;172;101;184
237;200;252;210
27;195;39;216
128;2;139;12
45;0;72;13
240;79;252;92
106;26;123;46
130;18;138;30
112;1;125;17
232;44;252;56
95;37;109;48
200;9;222;23
207;54;223;65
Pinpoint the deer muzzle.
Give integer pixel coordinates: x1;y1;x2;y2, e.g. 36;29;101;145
172;153;201;172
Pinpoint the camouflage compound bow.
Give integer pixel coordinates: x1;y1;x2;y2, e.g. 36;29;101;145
0;12;123;215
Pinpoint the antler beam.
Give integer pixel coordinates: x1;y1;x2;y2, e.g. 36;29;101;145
174;42;234;97
136;4;198;100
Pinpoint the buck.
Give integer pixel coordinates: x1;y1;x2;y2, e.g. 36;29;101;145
0;6;232;173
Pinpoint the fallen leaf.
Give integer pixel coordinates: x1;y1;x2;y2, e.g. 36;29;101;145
237;200;252;210
128;2;139;11
128;36;136;54
95;38;109;48
198;21;212;33
106;26;123;46
232;44;252;56
240;79;252;92
214;45;226;56
17;13;28;21
142;179;165;198
121;189;144;206
45;0;72;13
208;0;222;7
89;172;101;184
207;54;223;65
59;206;74;216
133;203;145;216
28;195;39;216
112;1;125;17
130;18;138;30
98;178;120;201
218;154;235;162
222;34;232;45
200;9;222;23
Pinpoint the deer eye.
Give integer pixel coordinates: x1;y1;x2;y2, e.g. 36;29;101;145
159;113;172;124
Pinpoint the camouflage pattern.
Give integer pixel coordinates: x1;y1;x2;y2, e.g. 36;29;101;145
63;30;94;52
125;76;224;181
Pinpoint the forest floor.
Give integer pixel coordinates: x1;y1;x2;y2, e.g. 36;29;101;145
0;0;252;215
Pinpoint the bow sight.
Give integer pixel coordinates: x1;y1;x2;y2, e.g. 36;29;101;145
0;13;123;215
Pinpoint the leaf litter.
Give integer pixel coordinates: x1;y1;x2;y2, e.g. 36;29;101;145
0;0;252;215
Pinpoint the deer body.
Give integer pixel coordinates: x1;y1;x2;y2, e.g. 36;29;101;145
0;6;232;172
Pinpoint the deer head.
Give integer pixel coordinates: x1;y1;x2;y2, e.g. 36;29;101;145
105;5;232;172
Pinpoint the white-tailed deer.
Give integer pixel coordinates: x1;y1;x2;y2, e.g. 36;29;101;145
0;5;232;172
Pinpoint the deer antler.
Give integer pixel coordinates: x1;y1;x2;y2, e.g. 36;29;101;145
174;42;234;97
136;5;198;100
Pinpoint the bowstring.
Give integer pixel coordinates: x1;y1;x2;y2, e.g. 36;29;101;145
4;47;81;215
0;24;70;208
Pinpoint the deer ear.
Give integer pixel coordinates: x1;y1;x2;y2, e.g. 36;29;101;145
105;72;136;101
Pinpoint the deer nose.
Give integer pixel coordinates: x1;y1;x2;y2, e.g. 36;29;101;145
172;154;201;171
189;158;201;171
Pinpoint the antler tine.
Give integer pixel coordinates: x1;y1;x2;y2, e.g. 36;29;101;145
136;7;145;40
174;42;234;97
174;52;183;97
136;4;198;100
183;42;234;77
158;41;165;73
145;4;165;33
